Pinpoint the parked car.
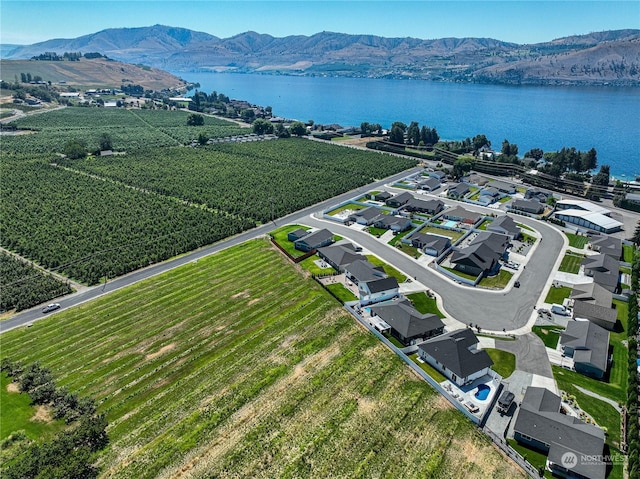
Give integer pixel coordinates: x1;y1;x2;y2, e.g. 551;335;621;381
497;390;515;415
42;303;61;313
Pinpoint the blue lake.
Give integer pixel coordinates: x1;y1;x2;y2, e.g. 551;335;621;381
178;72;640;178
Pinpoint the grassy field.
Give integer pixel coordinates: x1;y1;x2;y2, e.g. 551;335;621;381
0;239;524;479
408;354;448;383
565;232;589;249
483;349;515;378
405;292;445;318
558;251;585;274
326;203;366;216
622;244;635;263
479;269;513;289
419;225;465;241
268;224;311;258
366;255;407;282
544;285;572;304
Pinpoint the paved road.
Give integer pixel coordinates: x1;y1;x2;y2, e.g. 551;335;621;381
302;208;564;332
491;333;553;378
0;166;421;334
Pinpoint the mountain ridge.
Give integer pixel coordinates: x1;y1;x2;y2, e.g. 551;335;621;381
5;25;640;86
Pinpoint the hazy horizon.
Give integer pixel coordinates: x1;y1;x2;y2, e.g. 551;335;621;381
2;1;639;46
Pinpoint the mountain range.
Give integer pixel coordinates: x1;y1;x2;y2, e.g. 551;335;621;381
4;25;640;86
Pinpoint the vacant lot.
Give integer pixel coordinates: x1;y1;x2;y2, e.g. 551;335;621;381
0;239;523;479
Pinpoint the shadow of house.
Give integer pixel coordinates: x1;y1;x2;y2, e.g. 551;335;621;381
370;299;445;346
513;387;606;479
417;328;493;387
560;321;610;379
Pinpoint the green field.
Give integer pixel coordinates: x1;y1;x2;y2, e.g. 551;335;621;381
558;251;585;274
405;292;445;318
268;224;312;258
622;244;635;263
418;225;465;241
484;349;515;378
532;326;563;349
366;255;407;282
0;239;523;479
565;232;589;249
479;269;513;289
544;285;572;304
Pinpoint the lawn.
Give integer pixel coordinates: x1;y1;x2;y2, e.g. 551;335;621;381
326;203;366;216
0;374;65;442
544;285;572;304
0;239;524;479
268;223;311;258
405;292;445;318
367;226;389;237
388;229;412;246
506;439;553;478
532;326;563;349
622;244;635;263
558;251;585;274
565;232;589;249
419;225;465;241
477;220;492;230
484;349;516;378
442;266;479;281
479;269;513;289
394;242;422;258
407;353;448;383
326;282;358;303
517;223;535;232
298;255;335;275
366;255;407;282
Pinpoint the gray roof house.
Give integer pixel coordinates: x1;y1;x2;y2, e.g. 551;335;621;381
570;282;617;331
344;260;387;284
287;228;309;242
560;321;610;379
385;192;413;208
294;228;334;252
372;215;412;232
418;328;494;387
370;299;445;346
417;177;441;191
480;187;500;199
487;180;516;194
348;206;383;225
511;198;545;215
581;254;619;293
442;206;481;224
486;215;521;240
464;173;489;186
411;233;451;257
428;170;447;180
513;387;605;479
447;183;471;199
317;243;365;271
358;277;400;306
403;198;445;216
373;191;392;202
525;188;551;203
450;232;509;277
588;235;622;260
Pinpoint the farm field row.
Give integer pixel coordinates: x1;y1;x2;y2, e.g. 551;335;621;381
0;239;524;479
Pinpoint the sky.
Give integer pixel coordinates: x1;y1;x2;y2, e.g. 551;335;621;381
1;0;639;46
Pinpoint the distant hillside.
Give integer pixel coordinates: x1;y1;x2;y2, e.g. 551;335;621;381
0;57;187;90
5;25;640;86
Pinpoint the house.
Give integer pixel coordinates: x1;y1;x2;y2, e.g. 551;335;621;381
479;187;501;200
486;215;521;240
525;188;551;203
348;206;383;226
385;192;413;208
450;232;509;277
418;328;494;387
464;173;489;187
358;277;400;306
411;233;451;256
560;321;610;379
447;183;470;199
513;387;605;479
570;283;617;331
403;198;445;216
442;206;481;225
417;177;441;191
487;180;516;194
317;243;365;272
344;260;387;284
370;299;445;346
372;215;412;232
588;235;622;260
373;191;392;202
511;198;545;215
287;228;310;242
428;170;447;181
581;254;619;292
294;228;334;252
555;200;622;233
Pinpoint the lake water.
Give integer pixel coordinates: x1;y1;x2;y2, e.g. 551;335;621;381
178;72;640;178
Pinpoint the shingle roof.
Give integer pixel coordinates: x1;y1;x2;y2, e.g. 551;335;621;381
404;198;444;213
344;260;386;283
448;183;470;196
419;177;441;189
451;243;498;272
487;215;520;236
572;301;618;326
514;387;606;479
443;206;481;223
364;277;399;294
370;299;444;339
295;228;334;247
470;231;510;256
487;180;516;192
588;235;622;259
512;198;544;214
351;206;383;222
317;243;365;268
582;254;619;292
375;215;410;229
418;329;493;379
386;192;413;205
570;282;612;308
560;321;610;373
411;233;450;251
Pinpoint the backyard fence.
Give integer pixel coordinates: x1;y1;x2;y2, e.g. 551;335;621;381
484;427;541;479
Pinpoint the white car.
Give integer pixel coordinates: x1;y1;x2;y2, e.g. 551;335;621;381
42;303;61;313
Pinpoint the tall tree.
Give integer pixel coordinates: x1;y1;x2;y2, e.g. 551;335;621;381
407;121;421;146
99;133;112;151
289;121;307;136
581;148;598;172
633;220;640;247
